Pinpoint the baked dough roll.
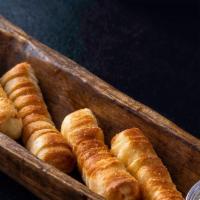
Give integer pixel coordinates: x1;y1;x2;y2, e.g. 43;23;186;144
111;128;184;200
1;62;74;173
0;84;22;139
61;108;141;200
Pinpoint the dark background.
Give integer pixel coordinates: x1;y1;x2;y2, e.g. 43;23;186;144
0;0;198;199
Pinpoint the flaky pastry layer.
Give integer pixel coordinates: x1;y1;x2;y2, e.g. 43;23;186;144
1;62;74;173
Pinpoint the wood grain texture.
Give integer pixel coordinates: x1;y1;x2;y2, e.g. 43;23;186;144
0;15;199;199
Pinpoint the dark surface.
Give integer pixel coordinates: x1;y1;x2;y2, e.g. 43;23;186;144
0;0;198;199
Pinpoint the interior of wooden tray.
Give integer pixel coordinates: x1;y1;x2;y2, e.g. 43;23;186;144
0;24;200;197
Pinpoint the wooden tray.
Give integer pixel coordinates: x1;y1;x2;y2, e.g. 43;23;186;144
0;16;199;199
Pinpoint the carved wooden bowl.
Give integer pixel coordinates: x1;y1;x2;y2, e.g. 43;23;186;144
0;16;199;199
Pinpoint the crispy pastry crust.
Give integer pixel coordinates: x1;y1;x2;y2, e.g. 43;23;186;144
0;84;22;139
1;62;74;173
111;128;184;200
61;108;141;200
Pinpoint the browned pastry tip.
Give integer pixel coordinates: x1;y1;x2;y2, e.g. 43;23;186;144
61;108;141;200
105;175;141;200
1;62;38;87
3;76;39;96
62;108;99;132
61;108;104;144
111;128;183;200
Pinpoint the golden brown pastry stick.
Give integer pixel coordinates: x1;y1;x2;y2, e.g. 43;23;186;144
111;128;184;200
61;108;141;200
0;84;22;139
1;62;74;173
